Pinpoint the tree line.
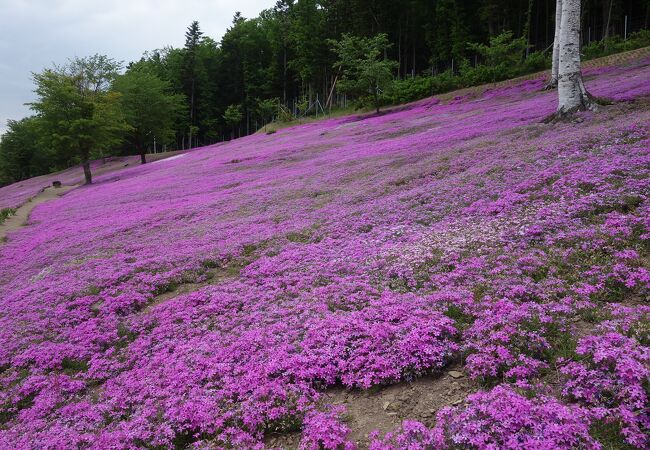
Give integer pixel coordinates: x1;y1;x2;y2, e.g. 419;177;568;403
1;0;649;186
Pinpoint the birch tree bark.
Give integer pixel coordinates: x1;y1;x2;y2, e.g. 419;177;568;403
547;0;563;89
556;0;595;115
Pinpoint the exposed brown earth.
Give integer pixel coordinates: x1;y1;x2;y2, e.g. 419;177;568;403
265;365;476;450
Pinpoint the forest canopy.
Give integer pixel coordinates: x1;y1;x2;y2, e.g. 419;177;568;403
1;0;649;186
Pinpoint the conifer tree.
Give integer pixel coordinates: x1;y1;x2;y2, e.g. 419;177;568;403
183;21;204;148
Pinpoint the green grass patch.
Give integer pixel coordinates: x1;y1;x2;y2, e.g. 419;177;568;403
61;357;89;374
444;304;475;331
0;208;16;224
153;280;179;296
201;259;220;269
547;331;579;363
591;420;637;450
115;322;138;351
579;307;611;324
86;285;102;296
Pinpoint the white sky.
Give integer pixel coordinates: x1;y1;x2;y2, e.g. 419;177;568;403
0;0;272;135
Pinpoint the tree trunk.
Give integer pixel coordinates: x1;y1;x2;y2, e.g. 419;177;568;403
139;145;147;164
604;0;614;41
374;86;380;114
603;0;614;50
81;150;92;185
398;18;402;79
189;78;195;148
283;44;287;105
556;0;595;115
523;0;534;57
547;0;563;88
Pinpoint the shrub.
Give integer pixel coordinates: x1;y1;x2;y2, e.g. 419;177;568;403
0;208;16;224
383;31;549;107
583;30;650;60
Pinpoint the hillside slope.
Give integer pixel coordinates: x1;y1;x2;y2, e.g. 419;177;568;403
1;57;649;449
0;150;190;211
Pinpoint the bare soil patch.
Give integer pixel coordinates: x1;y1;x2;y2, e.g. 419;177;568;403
265;365;476;449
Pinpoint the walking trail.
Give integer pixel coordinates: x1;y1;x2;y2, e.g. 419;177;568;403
0;185;77;243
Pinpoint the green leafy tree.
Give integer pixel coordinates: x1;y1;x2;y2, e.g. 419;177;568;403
330;33;397;113
113;69;185;164
29;55;128;184
0;117;48;185
218;14;276;138
262;1;293;104
223;104;243;139
287;0;327;93
256;98;278;131
425;0;469;73
466;30;528;82
132;47;193;148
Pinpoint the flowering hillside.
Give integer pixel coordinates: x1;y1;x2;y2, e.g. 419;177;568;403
1;56;649;449
0;152;190;211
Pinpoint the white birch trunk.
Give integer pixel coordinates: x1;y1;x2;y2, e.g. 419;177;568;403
548;0;563;88
557;0;594;114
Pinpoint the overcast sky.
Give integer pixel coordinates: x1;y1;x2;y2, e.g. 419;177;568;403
0;0;272;135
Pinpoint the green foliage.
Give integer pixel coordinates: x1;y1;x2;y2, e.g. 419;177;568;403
223;104;243;138
470;31;527;69
255;98;278;127
427;0;469;67
276;104;294;123
223;104;243;126
444;304;475;331
29;55;129;183
590;420;637;450
218;15;276;135
182;21;204;138
386;71;460;104
287;0;327;84
463;31;529;83
1;2;649;171
295;96;311;117
0;208;16;224
583;29;650;60
383;44;549;106
0;117;54;185
113;68;185;156
61;357;89;374
330;33;398;113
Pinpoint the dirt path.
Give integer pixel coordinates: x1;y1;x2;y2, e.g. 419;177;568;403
0;185;77;242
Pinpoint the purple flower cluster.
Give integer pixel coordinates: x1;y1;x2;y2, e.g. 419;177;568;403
560;308;650;448
294;293;458;388
299;407;356;450
0;155;150;210
1;57;649;448
463;300;563;382
370;386;600;449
